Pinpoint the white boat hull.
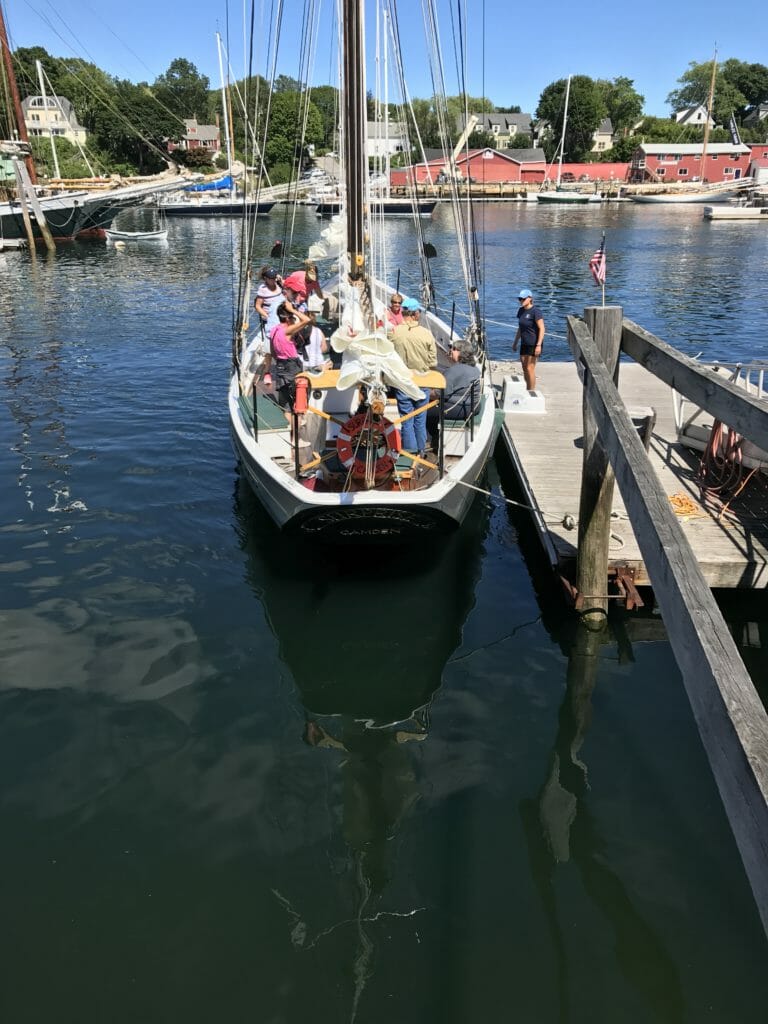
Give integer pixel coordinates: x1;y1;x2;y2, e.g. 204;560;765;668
106;228;168;241
703;204;768;220
631;186;748;205
229;373;498;541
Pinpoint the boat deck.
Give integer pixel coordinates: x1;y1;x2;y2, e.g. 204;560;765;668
491;360;768;589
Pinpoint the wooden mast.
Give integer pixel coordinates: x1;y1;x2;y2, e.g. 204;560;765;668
0;0;37;183
342;0;366;282
701;48;717;182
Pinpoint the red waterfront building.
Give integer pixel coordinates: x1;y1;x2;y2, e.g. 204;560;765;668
628;143;751;184
390;147;629;186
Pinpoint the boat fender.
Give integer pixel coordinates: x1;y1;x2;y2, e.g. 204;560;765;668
337;413;400;482
294;376;309;413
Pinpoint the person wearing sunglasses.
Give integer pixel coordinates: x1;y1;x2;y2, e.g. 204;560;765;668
512;288;545;391
386;292;405;329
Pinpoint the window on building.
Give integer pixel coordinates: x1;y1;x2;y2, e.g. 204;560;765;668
723;167;733;175
657;168;666;176
678;167;688;176
30;114;40;122
710;154;718;160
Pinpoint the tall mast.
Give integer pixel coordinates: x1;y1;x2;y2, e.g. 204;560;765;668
557;75;571;189
342;0;366;282
36;59;60;180
216;32;233;181
0;0;37;183
701;48;717;181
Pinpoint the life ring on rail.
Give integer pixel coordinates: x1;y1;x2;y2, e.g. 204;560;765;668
336;412;401;482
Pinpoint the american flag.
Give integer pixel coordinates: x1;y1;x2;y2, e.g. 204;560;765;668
589;235;606;286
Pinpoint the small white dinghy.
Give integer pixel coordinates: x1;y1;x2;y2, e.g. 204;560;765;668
105;226;168;242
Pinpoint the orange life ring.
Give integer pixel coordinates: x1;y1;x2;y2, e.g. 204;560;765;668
336;412;401;482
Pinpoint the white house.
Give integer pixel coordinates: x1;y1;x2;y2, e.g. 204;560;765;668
167;118;221;154
459;113;534;148
591;118;614;152
366;121;407;158
21;95;87;146
673;104;715;130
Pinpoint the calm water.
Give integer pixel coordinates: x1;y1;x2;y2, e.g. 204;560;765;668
0;204;766;1023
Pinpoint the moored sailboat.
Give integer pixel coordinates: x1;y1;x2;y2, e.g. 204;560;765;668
536;76;596;205
228;0;499;542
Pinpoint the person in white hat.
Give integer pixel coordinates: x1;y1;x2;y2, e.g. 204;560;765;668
512;288;545;391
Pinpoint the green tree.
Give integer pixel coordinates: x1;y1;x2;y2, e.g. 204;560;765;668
308;84;340;149
153;58;211;120
666;60;746;125
466;129;496;149
263;91;323;172
536;76;604;161
88;79;181;173
720;59;768;116
274;74;302;94
507;133;532;149
496;104;522;113
595;76;644;135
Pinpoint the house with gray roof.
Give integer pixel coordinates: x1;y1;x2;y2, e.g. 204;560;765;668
673;104;715;130
459;112;533;147
168;118;222;155
22;95;87;146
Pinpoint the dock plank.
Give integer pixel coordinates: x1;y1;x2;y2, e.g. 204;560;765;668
491;360;768;588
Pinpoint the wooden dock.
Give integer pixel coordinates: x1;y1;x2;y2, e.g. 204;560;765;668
491;359;768;589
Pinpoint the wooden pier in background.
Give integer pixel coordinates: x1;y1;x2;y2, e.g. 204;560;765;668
492;308;768;939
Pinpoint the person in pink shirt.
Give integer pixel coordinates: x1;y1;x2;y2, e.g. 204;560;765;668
386;293;404;329
269;302;312;413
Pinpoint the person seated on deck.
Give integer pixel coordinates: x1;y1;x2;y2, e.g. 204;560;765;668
385;292;404;330
270;302;312;419
426;341;481;450
390;298;437;454
253;266;283;385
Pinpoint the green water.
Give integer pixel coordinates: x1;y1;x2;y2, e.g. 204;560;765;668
0;206;766;1022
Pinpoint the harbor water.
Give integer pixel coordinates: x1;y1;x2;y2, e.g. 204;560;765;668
0;203;766;1022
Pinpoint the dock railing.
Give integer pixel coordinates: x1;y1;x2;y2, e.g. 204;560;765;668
567;306;768;939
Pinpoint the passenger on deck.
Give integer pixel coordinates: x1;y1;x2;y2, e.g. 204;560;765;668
426;341;481;449
297;314;331;372
385;293;404;329
391;298;437;453
253;266;283;385
282;261;323;310
270;302;312;416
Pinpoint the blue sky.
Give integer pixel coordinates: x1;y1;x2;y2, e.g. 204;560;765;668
5;0;766;118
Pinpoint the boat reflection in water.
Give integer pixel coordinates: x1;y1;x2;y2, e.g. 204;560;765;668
234;470;490;1008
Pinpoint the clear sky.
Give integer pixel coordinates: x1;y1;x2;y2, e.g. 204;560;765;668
4;0;766;118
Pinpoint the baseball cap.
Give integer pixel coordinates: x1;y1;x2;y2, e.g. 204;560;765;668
401;297;422;312
518;288;532;299
264;267;278;279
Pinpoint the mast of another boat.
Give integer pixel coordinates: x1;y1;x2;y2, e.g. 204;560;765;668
0;2;36;184
556;75;571;189
383;10;391;201
36;59;61;180
701;47;717;183
216;32;235;194
342;0;368;295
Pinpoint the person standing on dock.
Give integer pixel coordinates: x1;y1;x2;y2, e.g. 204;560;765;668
513;288;545;391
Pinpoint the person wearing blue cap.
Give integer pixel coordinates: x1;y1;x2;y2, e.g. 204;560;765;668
391;298;437;453
512;288;545;391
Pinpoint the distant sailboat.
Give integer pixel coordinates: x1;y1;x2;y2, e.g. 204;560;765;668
537;77;594;205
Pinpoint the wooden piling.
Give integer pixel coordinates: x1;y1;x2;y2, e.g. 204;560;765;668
575;306;623;622
567;313;768;939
